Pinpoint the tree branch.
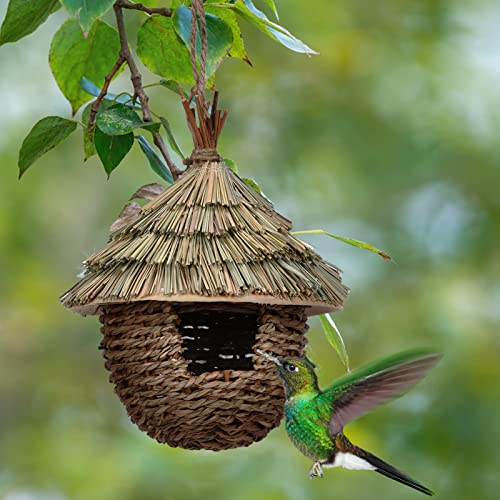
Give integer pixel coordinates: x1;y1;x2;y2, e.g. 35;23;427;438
114;3;151;119
113;2;182;179
88;55;126;131
115;0;172;17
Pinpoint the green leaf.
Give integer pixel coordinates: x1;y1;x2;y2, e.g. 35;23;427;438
81;104;96;159
159;117;185;159
81;99;115;159
159;79;182;95
137;16;194;84
204;5;250;64
79;77;101;97
225;0;318;55
79;77;140;108
96;104;161;136
173;5;234;77
291;229;392;260
18;117;77;178
241;177;262;194
94;128;134;177
0;0;60;46
96;104;144;136
206;72;216;91
137;136;174;184
142;122;162;134
259;0;279;20
158;79;198;99
224;158;238;174
319;314;350;372
49;19;122;114
60;0;115;32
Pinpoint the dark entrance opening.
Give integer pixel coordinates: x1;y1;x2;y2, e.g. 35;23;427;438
178;305;258;374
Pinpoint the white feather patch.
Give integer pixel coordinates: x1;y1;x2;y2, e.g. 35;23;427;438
328;452;376;471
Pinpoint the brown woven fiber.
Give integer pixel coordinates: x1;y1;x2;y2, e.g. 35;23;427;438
100;301;308;450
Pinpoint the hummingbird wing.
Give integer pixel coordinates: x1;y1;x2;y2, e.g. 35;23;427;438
320;349;441;434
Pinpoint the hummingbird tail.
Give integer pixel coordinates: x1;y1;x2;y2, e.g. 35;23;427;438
358;448;434;496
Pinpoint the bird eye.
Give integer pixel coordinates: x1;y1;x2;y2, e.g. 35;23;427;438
285;363;299;373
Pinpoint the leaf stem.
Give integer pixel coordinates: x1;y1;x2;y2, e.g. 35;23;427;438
142;82;164;89
113;1;182;179
88;55;126;131
112;91;135;104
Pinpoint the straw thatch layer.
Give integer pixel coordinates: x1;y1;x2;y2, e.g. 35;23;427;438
61;161;349;315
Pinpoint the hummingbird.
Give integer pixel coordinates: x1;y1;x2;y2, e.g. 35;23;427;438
259;349;441;496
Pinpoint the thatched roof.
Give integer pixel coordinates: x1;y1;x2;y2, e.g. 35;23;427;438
61;159;349;316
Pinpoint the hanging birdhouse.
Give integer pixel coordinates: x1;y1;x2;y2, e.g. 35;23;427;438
61;93;349;451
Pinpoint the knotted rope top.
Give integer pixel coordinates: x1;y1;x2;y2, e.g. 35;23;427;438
184;148;222;165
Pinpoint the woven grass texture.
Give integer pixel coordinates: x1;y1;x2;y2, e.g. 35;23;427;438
99;301;308;450
61;160;349;314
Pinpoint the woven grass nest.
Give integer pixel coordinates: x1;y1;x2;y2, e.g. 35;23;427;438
61;95;349;451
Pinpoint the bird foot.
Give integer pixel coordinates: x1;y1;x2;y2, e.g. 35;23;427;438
309;461;324;479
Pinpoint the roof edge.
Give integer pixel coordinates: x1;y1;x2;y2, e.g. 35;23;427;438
63;293;343;317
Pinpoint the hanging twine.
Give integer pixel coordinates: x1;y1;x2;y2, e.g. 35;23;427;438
180;0;228;164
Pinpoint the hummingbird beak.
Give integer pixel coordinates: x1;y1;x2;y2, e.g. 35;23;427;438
256;349;282;366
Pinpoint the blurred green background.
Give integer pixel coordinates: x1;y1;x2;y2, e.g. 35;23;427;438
1;1;499;499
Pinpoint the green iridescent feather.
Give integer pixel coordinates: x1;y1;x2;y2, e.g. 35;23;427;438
272;349;441;495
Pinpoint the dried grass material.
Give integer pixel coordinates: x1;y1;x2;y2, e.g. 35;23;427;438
61;160;348;315
99;301;308;450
